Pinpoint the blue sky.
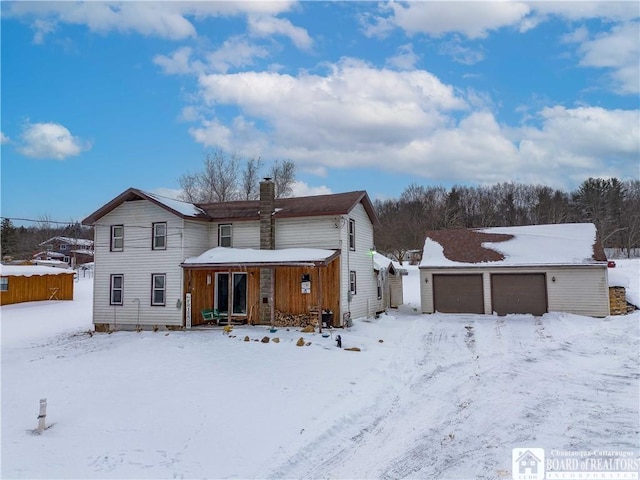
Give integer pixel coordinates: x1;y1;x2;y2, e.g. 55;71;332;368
2;1;639;225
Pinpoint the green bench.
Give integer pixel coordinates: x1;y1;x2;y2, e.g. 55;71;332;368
201;308;227;325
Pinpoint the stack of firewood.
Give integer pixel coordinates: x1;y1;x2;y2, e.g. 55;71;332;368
273;310;318;328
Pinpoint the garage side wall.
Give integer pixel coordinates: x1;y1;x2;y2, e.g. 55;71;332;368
546;266;610;317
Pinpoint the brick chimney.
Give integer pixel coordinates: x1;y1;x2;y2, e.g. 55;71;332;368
259;178;275;324
259;178;275;250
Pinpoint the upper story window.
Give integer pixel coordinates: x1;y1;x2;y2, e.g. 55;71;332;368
151;273;166;306
110;225;124;251
152;222;167;250
110;274;123;305
348;219;356;251
218;224;232;247
60;244;68;251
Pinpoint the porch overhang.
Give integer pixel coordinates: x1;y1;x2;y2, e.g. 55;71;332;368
180;247;341;269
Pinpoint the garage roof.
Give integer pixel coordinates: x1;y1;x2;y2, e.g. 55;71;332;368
420;223;607;267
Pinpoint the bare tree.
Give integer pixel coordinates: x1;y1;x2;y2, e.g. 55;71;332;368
178;172;200;203
270;159;296;198
241;157;264;200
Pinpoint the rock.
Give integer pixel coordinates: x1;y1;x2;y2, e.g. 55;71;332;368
344;347;361;352
261;336;270;343
300;325;315;333
305;342;312;346
296;337;305;347
272;337;280;343
378;339;384;343
244;336;250;342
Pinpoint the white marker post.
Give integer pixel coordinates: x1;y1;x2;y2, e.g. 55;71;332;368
36;398;47;434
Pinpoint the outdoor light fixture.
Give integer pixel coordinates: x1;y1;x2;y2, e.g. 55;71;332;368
552;276;556;282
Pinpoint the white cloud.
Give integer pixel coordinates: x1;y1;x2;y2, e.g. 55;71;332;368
248;15;313;50
154;46;202;75
364;2;531;39
0;132;10;144
183;58;638;189
205;36;271;73
438;38;485;65
5;1;299;42
290;181;332;197
17;122;91;160
386;44;420;70
576;22;640;95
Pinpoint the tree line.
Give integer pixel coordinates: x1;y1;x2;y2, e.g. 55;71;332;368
374;178;640;263
1;218;94;261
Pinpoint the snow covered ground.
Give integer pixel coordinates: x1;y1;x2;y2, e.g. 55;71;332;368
2;261;638;479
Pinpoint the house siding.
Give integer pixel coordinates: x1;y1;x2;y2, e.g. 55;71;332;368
340;204;377;322
93;200;191;329
420;265;610;317
276;216;342;249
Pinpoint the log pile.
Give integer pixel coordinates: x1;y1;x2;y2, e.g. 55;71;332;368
273;310;319;328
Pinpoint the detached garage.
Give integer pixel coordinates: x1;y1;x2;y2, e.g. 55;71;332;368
419;223;610;318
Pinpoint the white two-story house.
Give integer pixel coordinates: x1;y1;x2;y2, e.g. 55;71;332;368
82;179;383;331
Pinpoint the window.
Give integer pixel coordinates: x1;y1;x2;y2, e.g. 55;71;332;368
60;244;68;251
348;219;356;250
349;271;357;295
111;225;124;251
151;274;166;306
110;274;123;305
152;222;167;250
63;256;70;264
377;274;382;300
218;224;232;247
0;277;8;292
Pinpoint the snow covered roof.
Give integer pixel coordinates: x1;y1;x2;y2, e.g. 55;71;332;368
182;247;340;267
33;251;65;259
1;265;75;277
39;236;94;247
82;188;208;224
420;223;607;268
373;252;407;275
70;249;94;256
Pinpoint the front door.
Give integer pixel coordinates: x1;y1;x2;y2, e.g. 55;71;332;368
215;272;247;316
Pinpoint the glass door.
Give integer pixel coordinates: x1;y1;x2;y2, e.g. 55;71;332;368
215;272;247;316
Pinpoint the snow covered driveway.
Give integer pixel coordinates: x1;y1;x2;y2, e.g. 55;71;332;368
2;270;639;479
265;311;639;479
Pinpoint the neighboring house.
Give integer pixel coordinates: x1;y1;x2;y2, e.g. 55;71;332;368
373;252;406;311
0;265;75;305
403;249;422;265
419;223;610;318
82;179;382;331
37;236;94;267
